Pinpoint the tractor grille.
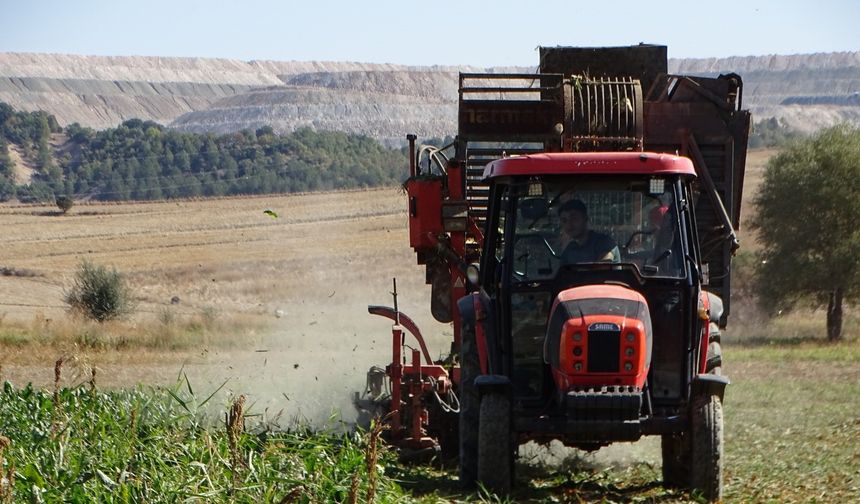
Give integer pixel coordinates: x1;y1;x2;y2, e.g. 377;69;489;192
587;330;620;373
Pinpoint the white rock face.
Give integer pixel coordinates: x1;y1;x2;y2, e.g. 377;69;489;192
0;51;858;139
170;72;460;145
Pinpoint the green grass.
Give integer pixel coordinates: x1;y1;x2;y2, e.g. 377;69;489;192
0;327;30;347
0;339;857;503
721;340;860;503
727;337;860;362
0;378;407;503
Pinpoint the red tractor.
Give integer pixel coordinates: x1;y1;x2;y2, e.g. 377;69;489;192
356;45;749;501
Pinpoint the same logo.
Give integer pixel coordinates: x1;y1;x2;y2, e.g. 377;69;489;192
588;322;621;332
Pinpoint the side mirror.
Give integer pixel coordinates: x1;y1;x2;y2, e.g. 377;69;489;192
466;263;481;287
520;197;548;221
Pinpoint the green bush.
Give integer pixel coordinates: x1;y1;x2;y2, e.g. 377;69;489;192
55;194;74;214
64;260;135;322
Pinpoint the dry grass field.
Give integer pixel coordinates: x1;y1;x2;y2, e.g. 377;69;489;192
1;188;425;317
0;187;446;424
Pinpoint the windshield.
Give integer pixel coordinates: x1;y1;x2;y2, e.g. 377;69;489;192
507;176;685;281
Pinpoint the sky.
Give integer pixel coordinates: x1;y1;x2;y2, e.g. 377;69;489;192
1;0;858;67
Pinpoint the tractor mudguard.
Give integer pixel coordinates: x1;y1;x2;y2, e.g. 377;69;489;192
691;373;730;402
706;292;724;324
475;375;511;396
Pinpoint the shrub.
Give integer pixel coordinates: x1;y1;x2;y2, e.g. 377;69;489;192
64;260;135;322
55;195;74;214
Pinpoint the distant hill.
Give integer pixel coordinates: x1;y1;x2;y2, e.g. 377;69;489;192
1;51;859;144
0;104;408;203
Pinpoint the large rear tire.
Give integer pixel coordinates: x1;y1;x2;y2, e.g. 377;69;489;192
458;317;480;486
477;392;512;496
690;395;724;502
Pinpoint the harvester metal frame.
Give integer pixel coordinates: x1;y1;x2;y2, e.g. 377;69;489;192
358;45;750;501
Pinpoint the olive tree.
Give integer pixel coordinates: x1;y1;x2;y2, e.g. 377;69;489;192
56;195;74;214
65;260;135;322
751;124;860;341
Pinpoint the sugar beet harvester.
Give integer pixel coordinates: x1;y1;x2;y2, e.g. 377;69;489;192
354;45;750;501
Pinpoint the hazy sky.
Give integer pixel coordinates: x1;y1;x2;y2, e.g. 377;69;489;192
1;0;858;66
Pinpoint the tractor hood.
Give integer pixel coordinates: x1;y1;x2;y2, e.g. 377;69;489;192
543;285;653;391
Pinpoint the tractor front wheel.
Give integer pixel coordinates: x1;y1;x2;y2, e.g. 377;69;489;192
477;392;513;495
690;394;724;501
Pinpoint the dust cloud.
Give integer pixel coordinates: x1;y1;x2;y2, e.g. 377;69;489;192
171;250;452;430
518;438;661;471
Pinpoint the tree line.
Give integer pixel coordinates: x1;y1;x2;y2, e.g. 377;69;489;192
0;103;410;202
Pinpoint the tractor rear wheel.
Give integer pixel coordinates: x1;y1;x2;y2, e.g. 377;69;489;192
458;317;480;486
690;394;724;501
477;392;513;495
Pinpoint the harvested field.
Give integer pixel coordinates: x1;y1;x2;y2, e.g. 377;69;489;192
0;187;445;425
0;187;438;327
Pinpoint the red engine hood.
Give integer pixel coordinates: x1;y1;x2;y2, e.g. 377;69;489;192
544;284;652;391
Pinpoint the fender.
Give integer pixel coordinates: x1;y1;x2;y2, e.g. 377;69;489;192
475;374;511;396
707;292;724;323
691;373;730;402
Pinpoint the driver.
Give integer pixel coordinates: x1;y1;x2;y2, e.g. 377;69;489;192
557;199;619;263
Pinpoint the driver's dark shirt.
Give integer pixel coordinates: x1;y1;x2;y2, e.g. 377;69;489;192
561;231;616;263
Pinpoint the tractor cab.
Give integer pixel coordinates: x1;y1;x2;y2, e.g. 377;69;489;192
475;152;702;435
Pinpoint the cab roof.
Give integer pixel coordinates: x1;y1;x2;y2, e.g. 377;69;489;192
483;152;696;179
